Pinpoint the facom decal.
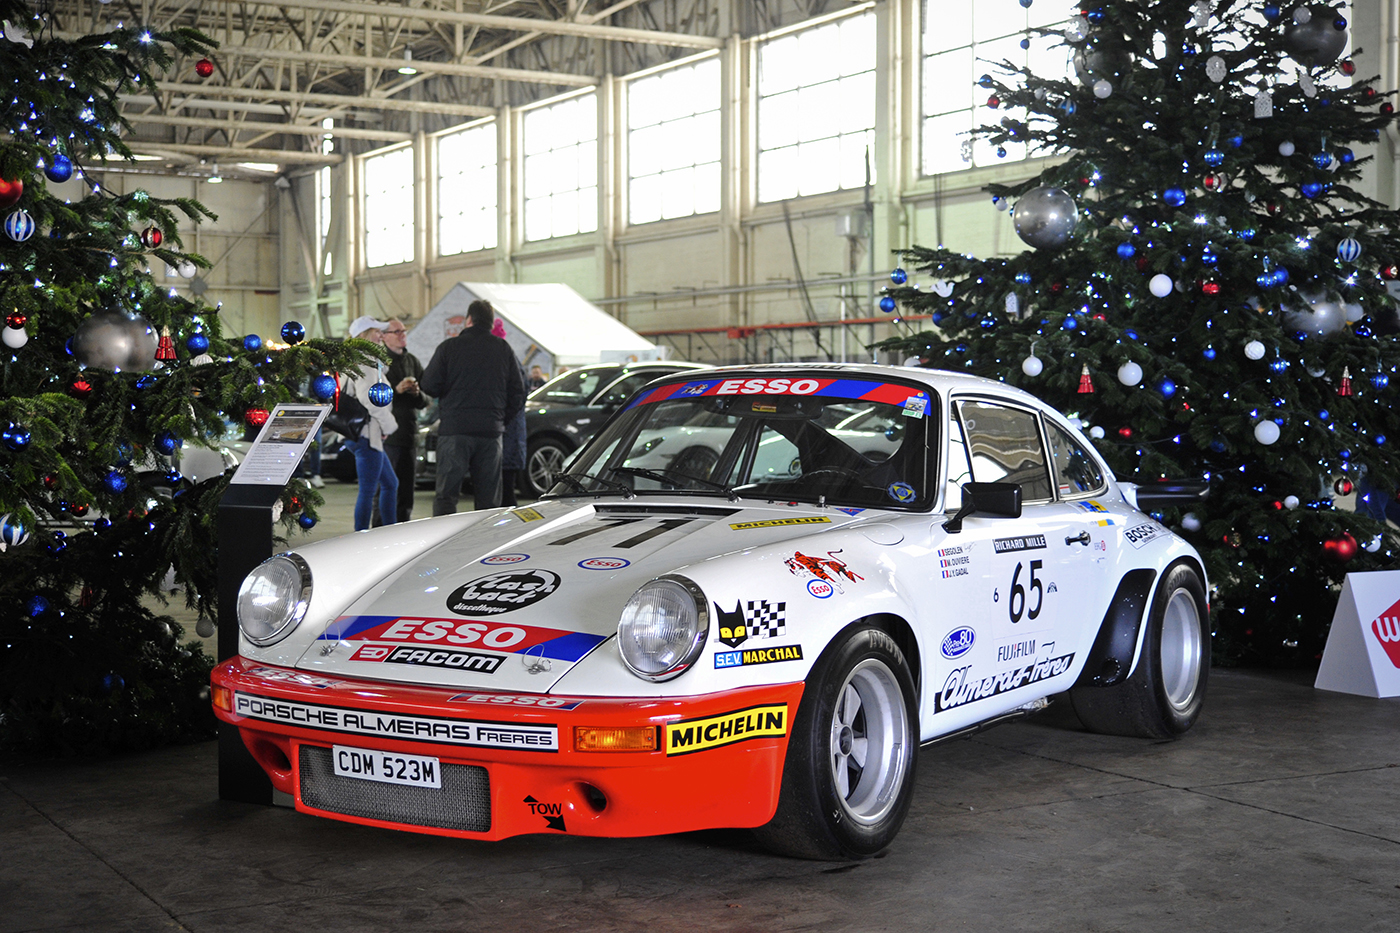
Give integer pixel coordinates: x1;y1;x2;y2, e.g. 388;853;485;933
578;557;630;570
231;692;558;751
1371;598;1400;669
785;549;864;593
448;692;585;710
446;569;561;616
729;516;831;531
245;666;340;688
354;644;505;673
935;653;1075;712
993;534;1047;554
1123;522;1171;549
807;579;833;598
997;638;1037;663
523;795;567;831
511;507;545;522
481;553;530;565
665;704;788;755
940;626;976;660
887;482;917;502
714;645;804;669
714;599;787;648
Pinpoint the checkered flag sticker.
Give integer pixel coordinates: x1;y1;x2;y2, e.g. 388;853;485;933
745;600;786;639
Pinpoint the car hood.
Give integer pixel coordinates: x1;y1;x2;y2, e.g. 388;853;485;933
294;497;870;692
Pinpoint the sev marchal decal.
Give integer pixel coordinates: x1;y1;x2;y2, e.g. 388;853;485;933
935;653;1076;712
729;516;831;531
714;644;804;669
665;704;788;755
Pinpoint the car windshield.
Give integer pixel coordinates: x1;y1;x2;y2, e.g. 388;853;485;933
552;376;936;510
531;368;612;404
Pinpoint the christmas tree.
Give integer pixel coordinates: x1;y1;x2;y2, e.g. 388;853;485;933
0;2;378;753
880;0;1400;666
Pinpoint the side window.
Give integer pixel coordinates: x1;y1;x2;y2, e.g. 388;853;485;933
945;415;972;511
956;400;1053;502
596;372;655;408
750;425;803;481
1046;421;1106;498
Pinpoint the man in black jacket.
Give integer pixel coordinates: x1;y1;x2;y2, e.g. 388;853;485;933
382;318;428;521
420;299;525;513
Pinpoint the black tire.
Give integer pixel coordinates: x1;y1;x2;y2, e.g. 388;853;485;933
754;625;918;860
524;437;570;497
1070;562;1210;739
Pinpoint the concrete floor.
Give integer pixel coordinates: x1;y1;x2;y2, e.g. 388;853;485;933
10;480;1399;932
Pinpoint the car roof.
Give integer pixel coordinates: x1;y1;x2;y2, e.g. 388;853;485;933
650;362;1044;407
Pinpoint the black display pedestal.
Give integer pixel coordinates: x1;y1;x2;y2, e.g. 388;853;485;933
216;483;282;805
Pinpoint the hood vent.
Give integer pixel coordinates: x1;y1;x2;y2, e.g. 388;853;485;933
593;504;741;518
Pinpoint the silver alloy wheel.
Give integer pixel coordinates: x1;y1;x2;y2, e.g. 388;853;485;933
1159;586;1204;712
828;658;911;826
528;443;567;493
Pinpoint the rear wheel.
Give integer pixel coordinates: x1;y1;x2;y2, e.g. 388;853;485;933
524;438;569;497
1070;562;1210;739
754;625;918;860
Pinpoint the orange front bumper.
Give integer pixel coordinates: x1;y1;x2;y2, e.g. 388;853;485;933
212;658;805;841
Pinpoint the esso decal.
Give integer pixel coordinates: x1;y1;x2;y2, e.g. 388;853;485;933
481;553;530;565
376;617;533;649
578;557;630;570
941;626;976;659
807;579;834;599
715;377;821;396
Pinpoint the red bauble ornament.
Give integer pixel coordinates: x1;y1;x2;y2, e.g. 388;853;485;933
1364;87;1378;99
1135;256;1151;272
1051;281;1065;293
1201;280;1221;295
141;226;163;249
70;502;89;518
288;495;303;514
69;377;93;399
1334;477;1354;496
1381;264;1399;281
1203;174;1221;190
80;585;94;608
5;311;26;329
987;95;1000;108
1340;60;1356;76
1118;426;1133;438
0;176;21;210
195;58;214;78
42;474;58;490
246;408;270;428
1265;202;1279;215
1323;533;1358;563
1273;500;1283;510
1383;102;1395;115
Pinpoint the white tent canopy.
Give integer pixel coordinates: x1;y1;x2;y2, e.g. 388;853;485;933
405;282;664;376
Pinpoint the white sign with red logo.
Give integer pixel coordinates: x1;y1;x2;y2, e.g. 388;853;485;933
1315;571;1400;698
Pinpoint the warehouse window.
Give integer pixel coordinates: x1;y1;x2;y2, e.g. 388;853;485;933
627;57;721;225
523;93;598;241
756;11;876;203
363;146;414;268
438;121;498;256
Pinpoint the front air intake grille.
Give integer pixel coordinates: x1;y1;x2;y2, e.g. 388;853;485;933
298;745;491;833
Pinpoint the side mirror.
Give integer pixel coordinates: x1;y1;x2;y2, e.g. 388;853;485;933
943;481;1023;534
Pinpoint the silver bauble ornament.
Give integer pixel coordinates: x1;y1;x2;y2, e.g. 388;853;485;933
1012;186;1078;250
1065;15;1090;43
71;310;158;372
2;326;26;349
1283;495;1300;509
1283;7;1348;64
1244;340;1266;360
1181;513;1202;532
1073;47;1131;86
1117;361;1144;386
196;617;216;638
1021;355;1044;377
1254;420;1281;445
1093;79;1113;99
1282;290;1347;337
1149;274;1174;298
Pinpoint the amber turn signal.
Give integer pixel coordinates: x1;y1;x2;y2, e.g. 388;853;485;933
574;725;657;752
212;685;233;711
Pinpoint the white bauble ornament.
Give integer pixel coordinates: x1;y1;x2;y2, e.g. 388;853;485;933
1284;495;1300;509
1206;55;1227;82
1343;300;1364;323
1065;15;1089;42
1365;535;1383;553
1117;361;1144;386
1088;425;1105;439
2;326;26;349
1182;513;1202;532
1093;79;1113;99
1278;140;1296;157
1244;340;1266;360
1254;420;1281;445
1021;355;1044;376
1282;290;1347;337
196;617;216;638
1149;274;1173;297
1293;6;1311;23
177;260;197;279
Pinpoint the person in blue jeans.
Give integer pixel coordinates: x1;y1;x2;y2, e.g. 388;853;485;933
344;316;399;530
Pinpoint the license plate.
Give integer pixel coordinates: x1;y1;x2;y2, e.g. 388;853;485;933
426;450;436;463
331;745;441;788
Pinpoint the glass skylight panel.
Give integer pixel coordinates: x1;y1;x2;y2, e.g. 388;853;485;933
438;121;497;257
626;58;721;225
363;146;414;268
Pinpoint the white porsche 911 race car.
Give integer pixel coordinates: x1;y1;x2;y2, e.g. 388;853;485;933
212;364;1210;859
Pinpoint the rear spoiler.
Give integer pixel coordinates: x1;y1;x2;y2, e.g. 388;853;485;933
1117;479;1210;513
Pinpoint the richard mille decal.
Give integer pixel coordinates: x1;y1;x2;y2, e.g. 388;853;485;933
993;534;1047;554
935;653;1076;712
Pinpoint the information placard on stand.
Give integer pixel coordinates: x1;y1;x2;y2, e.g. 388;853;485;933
1315;571;1400;698
217;404;329;803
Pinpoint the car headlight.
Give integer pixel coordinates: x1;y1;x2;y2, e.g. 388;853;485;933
237;553;312;647
617;575;708;681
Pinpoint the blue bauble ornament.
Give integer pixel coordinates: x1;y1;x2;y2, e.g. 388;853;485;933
0;513;30;549
243;334;262;352
1203;347;1216;360
1239;228;1256;240
1312;152;1334;169
1301;182;1325;198
1338;148;1354;163
186;332;209;353
27;595;49;616
1062;317;1078;330
136;374;158;390
101;673;124;693
1020;38;1030;49
44;153;73;183
1158;378;1177;397
103;470;129;493
311;372;338;401
1270;359;1288;373
1117;242;1136;259
1337;237;1361;263
1204;149;1225;167
154;431;182;455
1202;246;1218;265
281;320;306;344
115;440;134;464
1163;187;1187;207
165;469;183;485
1275;267;1290;285
879;295;898;313
889;268;908;285
1372;374;1390;389
94;517;112;531
4;210;35;242
996;146;1007;158
1354;322;1374;338
1015;272;1032;284
2;423;31;451
47;530;67;554
1020;0;1033;7
367;381;394;407
1059;99;1076;115
298;513;317;529
1263;3;1280;21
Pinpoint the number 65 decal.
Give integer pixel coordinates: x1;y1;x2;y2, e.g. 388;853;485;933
1008;560;1043;624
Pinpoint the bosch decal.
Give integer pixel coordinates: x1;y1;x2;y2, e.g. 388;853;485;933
480;553;530;565
448;692;585;710
994;534;1047;554
446;569;560;615
807;579;833;598
784;549;863;593
231;692;559;750
940;626;976;660
665;704;788;755
935;653;1075;712
729;516;831;531
1124;522;1171;549
578;557;630;570
524;796;567;831
714;599;786;648
714;645;804;669
1372;599;1400;669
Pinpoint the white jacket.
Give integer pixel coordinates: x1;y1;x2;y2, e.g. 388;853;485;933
344;364;397;451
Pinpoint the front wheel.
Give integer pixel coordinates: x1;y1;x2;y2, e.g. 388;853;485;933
754;625;918;860
1070;562;1210;739
524;437;570;497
